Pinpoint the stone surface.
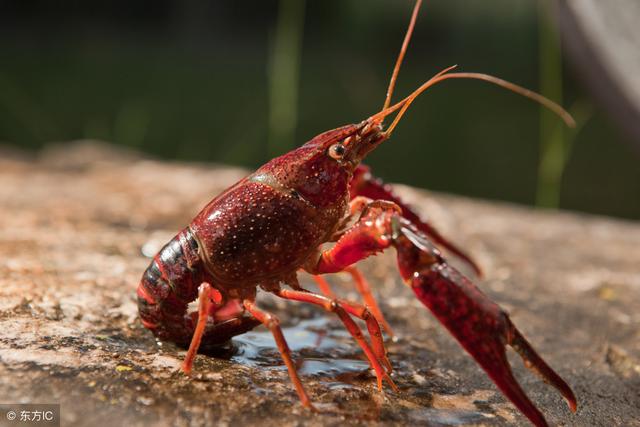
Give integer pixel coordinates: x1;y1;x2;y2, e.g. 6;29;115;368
0;141;639;426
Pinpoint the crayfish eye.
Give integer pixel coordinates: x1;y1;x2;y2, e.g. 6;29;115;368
328;143;345;160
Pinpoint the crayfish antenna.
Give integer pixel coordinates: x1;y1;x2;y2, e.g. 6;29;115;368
366;66;576;138
368;65;459;127
383;0;423;110
370;0;575;140
385;69;576;136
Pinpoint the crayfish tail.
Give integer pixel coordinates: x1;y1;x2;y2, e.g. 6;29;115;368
137;228;202;346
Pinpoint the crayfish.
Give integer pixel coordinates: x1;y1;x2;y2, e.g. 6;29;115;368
137;1;577;425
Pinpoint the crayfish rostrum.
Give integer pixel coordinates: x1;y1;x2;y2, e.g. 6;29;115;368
137;1;577;425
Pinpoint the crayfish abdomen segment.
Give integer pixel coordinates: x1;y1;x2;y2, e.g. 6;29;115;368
137;228;209;346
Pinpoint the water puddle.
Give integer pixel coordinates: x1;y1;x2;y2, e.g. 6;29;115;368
231;317;370;380
407;408;491;426
224;317;495;424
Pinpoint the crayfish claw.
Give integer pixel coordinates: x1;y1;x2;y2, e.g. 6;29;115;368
312;203;575;424
390;218;576;427
506;317;578;413
349;164;484;277
405;263;577;427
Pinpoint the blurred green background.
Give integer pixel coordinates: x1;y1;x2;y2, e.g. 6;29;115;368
1;0;638;219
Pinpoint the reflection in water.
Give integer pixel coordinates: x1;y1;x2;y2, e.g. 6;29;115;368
408;408;491;426
231;317;370;379
227;316;495;425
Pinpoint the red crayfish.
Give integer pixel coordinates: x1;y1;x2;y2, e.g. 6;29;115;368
138;1;577;425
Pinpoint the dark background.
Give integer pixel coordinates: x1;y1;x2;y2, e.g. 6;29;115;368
1;0;638;219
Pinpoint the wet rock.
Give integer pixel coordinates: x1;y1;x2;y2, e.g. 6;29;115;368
0;141;639;426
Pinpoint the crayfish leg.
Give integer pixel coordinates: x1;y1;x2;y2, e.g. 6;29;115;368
310;274;336;299
311;268;394;337
181;285;260;372
274;288;396;391
345;266;395;337
182;282;215;374
243;299;316;410
333;295;393;373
